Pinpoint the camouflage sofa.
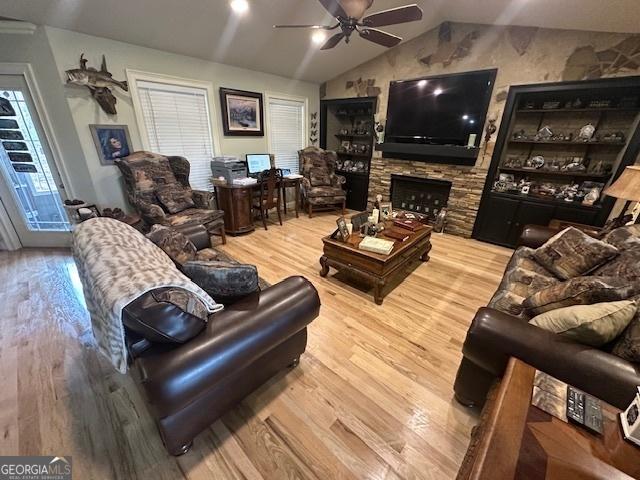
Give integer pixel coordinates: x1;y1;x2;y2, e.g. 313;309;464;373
115;151;225;244
298;146;346;218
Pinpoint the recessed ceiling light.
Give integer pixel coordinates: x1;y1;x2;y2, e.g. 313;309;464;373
417;79;427;87
311;30;327;45
462;114;469;120
433;88;443;96
230;0;249;14
469;119;475;124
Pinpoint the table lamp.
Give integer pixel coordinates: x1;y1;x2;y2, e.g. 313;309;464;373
604;165;640;223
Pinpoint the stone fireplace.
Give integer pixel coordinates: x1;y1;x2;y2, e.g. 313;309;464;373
369;157;488;237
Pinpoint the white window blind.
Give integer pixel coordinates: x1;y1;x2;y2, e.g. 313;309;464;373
268;97;305;174
136;80;215;190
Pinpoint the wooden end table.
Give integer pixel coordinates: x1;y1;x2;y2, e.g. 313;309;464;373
458;358;640;480
319;221;432;305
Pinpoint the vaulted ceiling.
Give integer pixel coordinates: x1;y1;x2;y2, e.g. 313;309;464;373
1;0;639;83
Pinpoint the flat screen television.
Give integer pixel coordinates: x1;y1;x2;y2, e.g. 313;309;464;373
385;69;496;147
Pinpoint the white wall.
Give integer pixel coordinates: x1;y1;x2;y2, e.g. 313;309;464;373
44;27;320;209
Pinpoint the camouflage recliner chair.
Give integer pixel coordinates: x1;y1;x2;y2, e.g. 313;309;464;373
115;151;226;244
298;146;346;218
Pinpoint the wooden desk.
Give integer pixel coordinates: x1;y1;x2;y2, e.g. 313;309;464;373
214;177;302;235
459;358;640;480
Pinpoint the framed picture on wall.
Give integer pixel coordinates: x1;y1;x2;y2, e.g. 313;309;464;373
89;124;132;165
219;88;264;136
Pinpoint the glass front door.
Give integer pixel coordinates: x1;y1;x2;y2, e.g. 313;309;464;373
0;75;70;248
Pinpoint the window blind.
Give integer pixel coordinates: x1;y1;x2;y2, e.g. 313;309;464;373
136;80;215;190
268;97;305;174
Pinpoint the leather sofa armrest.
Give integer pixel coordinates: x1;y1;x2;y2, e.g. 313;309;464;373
517;225;560;248
135;276;320;415
463;307;640;409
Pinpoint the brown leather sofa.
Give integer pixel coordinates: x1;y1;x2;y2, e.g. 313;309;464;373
453;225;640;410
114;225;321;455
126;275;319;455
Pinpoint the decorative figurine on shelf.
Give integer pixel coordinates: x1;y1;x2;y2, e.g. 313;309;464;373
583;185;602;206
578;123;596;141
493;179;507;192
535;125;553;141
562;157;586;172
518;179;531;195
563;184;580;202
513;129;528;141
524;155;545;169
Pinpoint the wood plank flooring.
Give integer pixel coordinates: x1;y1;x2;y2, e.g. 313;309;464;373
0;212;511;479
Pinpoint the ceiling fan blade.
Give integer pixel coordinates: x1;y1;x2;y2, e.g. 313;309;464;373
274;24;337;29
359;28;402;48
321;32;346;50
361;4;423;28
317;0;348;18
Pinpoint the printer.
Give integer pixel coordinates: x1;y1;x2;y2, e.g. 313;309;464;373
210;156;248;184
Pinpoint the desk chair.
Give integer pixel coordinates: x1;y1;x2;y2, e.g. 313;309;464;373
253;168;283;230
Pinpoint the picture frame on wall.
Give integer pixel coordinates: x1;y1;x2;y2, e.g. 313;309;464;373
89;124;132;165
219;88;264;136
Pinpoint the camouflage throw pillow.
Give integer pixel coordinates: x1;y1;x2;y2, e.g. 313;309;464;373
182;260;259;304
156;184;195;214
524;276;640;316
309;167;331;187
533;227;618;280
594;245;640;282
146;224;196;266
487;290;529;320
603;225;640;251
612;303;640;362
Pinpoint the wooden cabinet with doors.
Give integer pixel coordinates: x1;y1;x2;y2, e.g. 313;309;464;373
473;76;640;247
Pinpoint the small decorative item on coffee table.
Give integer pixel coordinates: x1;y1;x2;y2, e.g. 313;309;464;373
319;218;432;305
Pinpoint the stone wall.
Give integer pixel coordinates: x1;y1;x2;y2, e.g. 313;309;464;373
323;22;640;237
370;158;487;237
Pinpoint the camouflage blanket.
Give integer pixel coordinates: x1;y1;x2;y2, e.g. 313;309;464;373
72;218;222;373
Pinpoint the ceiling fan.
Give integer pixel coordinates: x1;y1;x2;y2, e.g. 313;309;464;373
274;0;423;50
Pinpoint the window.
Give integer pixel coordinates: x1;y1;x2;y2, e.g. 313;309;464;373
267;96;306;174
133;77;215;190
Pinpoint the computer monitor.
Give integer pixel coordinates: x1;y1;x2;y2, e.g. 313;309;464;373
246;154;271;175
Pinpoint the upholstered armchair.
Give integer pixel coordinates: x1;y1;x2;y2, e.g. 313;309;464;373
115;151;226;244
298;146;346;218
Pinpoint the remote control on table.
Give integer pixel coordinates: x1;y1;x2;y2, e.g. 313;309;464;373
566;386;603;434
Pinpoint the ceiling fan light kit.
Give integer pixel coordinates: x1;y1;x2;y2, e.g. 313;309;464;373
274;0;423;50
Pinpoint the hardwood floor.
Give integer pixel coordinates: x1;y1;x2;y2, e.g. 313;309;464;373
0;212;511;479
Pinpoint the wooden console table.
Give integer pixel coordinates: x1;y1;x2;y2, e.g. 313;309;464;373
214;177;302;235
458;358;640;480
319;221;432;304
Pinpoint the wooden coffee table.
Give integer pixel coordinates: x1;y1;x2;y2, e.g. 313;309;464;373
458;358;640;480
319;221;432;305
